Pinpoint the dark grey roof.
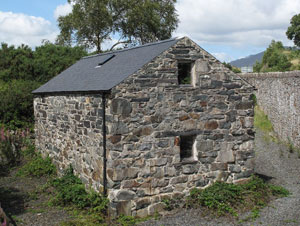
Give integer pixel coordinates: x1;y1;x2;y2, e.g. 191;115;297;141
33;38;181;94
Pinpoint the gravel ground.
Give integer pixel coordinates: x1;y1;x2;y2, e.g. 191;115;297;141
139;130;300;226
0;170;72;226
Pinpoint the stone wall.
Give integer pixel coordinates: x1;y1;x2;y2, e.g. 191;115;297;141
34;37;255;217
105;38;254;216
34;94;105;191
241;71;300;147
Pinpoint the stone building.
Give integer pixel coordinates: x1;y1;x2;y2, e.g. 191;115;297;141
33;37;255;216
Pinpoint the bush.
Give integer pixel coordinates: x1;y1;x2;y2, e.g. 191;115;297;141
0;80;41;129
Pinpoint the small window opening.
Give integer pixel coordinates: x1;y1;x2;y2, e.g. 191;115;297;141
180;135;197;161
178;62;192;85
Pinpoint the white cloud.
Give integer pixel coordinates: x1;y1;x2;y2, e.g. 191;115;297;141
0;11;58;47
54;3;73;20
175;0;300;48
212;52;233;62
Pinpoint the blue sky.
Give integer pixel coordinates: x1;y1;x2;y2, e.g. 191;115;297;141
1;0;300;62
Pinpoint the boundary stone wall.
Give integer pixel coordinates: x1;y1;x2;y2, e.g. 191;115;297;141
241;71;300;147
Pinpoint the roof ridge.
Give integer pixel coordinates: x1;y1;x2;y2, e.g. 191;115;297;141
82;37;181;59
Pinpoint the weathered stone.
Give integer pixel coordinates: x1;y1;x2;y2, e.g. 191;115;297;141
136;208;149;218
116;201;132;216
110;122;129;135
157;140;169;148
205;121;218;130
136;198;151;210
109;135;122;144
179;115;190;121
133;127;153;137
196;140;214;152
229;165;241;173
211;162;228;171
116;190;135;201
122;180;141;189
216;150;235;163
111;98;132;116
170;176;188;184
236;101;253;110
182;165;198;174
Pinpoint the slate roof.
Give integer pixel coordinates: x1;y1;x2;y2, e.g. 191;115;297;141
33;38;181;94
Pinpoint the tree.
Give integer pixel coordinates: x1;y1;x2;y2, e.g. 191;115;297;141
112;0;178;46
286;14;300;47
33;42;87;83
253;40;291;72
56;0;178;52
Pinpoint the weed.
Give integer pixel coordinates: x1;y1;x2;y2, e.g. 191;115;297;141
116;215;152;226
186;176;289;217
161;198;180;211
16;153;56;178
254;106;274;134
287;138;300;158
50;166;108;211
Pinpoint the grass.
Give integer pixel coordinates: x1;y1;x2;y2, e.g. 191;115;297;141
185;175;289;220
254;106;274;134
16;144;56;178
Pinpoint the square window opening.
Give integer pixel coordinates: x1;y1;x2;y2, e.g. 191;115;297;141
178;62;193;85
180;135;197;162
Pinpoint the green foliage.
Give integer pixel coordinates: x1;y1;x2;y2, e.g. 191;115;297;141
50;166;108;212
56;0;178;52
286;14;300;47
222;62;241;73
186;176;289;217
0;80;41;129
0;42;87;128
254;106;274;133
0;43;35;82
254;40;291;72
0;127;30;167
287;137;300;158
33;42;86;83
16;152;56;178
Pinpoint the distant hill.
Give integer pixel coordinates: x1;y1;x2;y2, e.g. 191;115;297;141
230;51;264;68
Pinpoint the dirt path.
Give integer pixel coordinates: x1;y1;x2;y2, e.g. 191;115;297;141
0;170;72;226
139;130;300;226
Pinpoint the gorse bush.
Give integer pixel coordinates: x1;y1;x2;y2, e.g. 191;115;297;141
186;176;289;216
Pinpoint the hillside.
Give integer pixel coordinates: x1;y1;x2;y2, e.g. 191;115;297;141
230;51;264;67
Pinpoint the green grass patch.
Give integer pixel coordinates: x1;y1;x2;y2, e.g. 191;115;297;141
254;106;274;133
16;152;56;178
186;176;289;218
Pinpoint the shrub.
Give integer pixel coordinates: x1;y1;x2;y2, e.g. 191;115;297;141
186;176;289;216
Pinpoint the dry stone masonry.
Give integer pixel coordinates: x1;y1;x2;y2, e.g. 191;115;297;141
241;71;300;148
34;37;255;217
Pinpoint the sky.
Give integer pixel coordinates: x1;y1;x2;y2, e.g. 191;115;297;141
1;0;300;62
